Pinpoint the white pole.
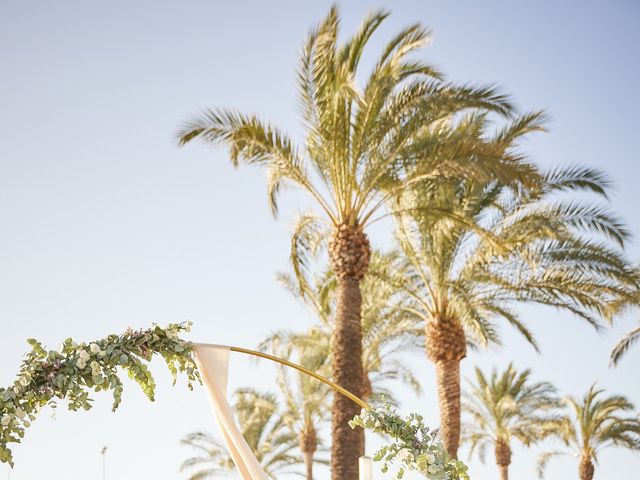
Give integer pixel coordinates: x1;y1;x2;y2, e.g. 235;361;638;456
359;456;373;480
101;446;108;480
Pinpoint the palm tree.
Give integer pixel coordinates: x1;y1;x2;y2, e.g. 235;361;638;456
462;364;561;480
177;7;518;477
377;144;635;457
537;385;640;480
181;389;300;480
262;335;331;480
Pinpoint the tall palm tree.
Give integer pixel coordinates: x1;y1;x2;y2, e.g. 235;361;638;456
537;385;640;480
262;335;331;480
177;7;519;478
462;364;561;480
181;389;300;480
377;140;635;457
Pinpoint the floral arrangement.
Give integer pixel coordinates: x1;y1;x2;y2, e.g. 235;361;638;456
0;322;198;466
350;403;470;480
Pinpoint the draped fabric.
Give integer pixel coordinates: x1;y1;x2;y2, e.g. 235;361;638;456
192;343;269;480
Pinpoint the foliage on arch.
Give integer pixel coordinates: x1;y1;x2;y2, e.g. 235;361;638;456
351;404;470;480
0;322;198;466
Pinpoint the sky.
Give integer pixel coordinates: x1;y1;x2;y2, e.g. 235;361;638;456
1;0;639;479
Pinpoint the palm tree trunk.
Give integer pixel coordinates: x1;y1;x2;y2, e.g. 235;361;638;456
300;430;318;480
495;438;511;480
579;455;594;480
425;317;466;458
303;450;314;480
331;275;365;479
329;225;370;480
434;358;462;457
498;464;509;480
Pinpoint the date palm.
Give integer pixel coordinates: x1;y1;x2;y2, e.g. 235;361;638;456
181;389;300;480
463;364;561;480
177;7;519;478
379;142;635;457
537;385;640;480
262;335;331;480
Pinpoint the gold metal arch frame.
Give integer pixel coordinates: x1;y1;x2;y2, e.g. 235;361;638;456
198;343;369;410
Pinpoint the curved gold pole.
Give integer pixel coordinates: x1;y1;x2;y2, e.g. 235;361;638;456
196;343;369;410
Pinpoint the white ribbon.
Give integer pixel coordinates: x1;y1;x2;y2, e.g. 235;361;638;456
192;344;269;480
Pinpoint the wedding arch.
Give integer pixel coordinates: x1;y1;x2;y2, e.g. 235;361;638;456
0;322;469;479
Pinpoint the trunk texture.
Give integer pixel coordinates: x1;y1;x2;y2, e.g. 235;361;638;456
498;464;509;480
495;438;511;480
303;450;314;480
329;225;370;480
579;456;594;480
300;428;317;480
425;318;466;458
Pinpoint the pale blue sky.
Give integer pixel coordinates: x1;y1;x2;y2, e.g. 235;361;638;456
1;1;639;479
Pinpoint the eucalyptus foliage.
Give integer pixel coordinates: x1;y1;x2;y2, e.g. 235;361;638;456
0;322;198;466
350;404;470;480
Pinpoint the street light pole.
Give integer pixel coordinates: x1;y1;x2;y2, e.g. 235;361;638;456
101;446;108;480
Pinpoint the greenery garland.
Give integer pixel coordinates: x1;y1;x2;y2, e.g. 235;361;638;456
350;403;470;480
2;322;471;479
0;322;198;466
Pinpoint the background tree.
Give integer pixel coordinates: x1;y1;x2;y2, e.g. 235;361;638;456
462;364;561;480
181;389;301;480
537;385;640;480
262;335;331;480
376;129;635;458
177;7;517;476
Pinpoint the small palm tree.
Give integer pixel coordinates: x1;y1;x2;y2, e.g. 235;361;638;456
181;389;300;480
538;385;640;480
177;6;519;477
263;335;331;480
378;153;635;457
462;364;561;480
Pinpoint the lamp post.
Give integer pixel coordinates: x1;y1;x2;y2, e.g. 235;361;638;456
100;446;107;480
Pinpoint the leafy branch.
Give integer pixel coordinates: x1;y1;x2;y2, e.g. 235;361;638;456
0;322;199;466
350;403;470;480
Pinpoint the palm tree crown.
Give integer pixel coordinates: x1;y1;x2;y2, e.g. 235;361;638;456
538;384;640;480
463;364;561;480
177;7;521;477
377;147;635;457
